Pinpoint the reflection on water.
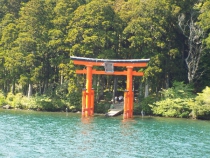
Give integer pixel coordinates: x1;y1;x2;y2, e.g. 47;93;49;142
81;116;94;124
0;109;210;158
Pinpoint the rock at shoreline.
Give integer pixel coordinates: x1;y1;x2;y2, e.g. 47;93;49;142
3;105;10;109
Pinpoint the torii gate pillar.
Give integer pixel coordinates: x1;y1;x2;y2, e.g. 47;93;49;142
81;65;95;117
71;56;150;119
85;65;93;116
124;66;134;119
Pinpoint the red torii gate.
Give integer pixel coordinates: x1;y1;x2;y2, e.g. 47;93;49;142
70;56;150;119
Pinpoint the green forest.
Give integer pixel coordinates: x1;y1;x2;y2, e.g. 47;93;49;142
1;0;210;119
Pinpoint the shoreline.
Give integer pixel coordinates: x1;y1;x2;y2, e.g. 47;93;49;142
1;107;204;121
0;106;210;121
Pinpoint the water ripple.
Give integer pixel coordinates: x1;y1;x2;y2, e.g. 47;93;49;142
1;110;210;158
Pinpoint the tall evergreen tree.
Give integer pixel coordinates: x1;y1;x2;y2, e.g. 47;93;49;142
49;0;85;85
16;0;52;95
0;13;19;93
66;0;123;59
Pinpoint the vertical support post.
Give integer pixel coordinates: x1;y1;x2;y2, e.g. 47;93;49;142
82;88;86;117
123;90;128;119
90;88;94;116
86;65;93;117
131;91;134;118
126;66;133;118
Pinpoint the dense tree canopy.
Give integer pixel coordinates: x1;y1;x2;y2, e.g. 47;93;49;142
0;0;210;118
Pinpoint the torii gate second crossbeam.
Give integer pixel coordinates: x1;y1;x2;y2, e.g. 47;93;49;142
70;56;150;119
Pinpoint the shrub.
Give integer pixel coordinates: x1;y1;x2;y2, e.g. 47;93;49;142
149;81;195;118
67;91;82;111
4;93;37;109
133;96;155;115
34;95;66;111
5;92;15;107
0;91;6;106
95;101;110;113
150;98;192;118
191;86;210;119
20;97;37;110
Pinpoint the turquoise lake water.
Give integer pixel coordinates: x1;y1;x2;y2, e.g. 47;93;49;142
0;109;210;158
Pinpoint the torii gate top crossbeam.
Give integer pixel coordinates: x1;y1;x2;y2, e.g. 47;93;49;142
70;56;150;118
70;56;150;67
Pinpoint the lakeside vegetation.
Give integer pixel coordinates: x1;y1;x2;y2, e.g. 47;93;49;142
1;0;210;119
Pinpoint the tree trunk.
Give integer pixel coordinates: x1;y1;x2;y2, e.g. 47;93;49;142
60;75;63;85
96;75;104;102
28;83;32;98
144;80;149;98
4;79;8;93
178;13;204;83
112;76;118;103
12;78;15;94
100;76;104;101
96;75;100;103
165;73;169;89
139;81;143;98
39;82;42;94
43;79;48;94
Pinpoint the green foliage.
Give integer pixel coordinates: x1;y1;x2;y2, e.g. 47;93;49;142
191;86;210;119
66;76;82;112
35;95;66;111
95;101;110;114
150;81;195;118
4;92;36;109
198;1;210;32
3;92;66;111
67;0;123;58
67;91;81;112
134;96;155;115
0;0;210;120
151;98;192;118
5;92;15;107
196;86;210;106
20;96;37;109
0;91;6;105
35;96;54;111
103;91;113;102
